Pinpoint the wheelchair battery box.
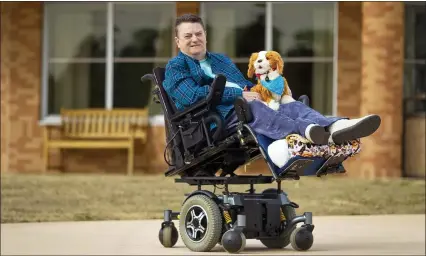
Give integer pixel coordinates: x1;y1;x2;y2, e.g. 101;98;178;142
181;123;205;149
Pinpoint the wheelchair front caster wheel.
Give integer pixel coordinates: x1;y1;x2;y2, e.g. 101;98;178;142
221;230;246;253
159;221;178;248
290;226;314;251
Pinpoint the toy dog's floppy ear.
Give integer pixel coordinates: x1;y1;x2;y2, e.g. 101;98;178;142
266;51;284;75
247;52;259;79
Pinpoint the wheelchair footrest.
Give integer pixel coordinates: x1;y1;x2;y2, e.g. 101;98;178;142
315;155;346;177
277;159;314;179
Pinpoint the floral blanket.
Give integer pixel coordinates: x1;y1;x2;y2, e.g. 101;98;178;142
285;134;361;159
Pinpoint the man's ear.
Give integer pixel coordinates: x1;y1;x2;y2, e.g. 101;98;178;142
174;37;179;47
247;52;259;78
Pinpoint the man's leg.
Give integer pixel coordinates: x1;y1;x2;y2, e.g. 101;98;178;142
278;101;342;126
278;101;381;144
244;100;330;144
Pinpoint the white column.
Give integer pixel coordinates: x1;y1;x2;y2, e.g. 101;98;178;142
265;2;273;51
106;2;114;109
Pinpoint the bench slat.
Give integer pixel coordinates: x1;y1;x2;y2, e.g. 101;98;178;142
59;108;148;139
45;108;149;175
48;140;131;148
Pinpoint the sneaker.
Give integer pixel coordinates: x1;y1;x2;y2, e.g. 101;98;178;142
328;114;381;144
305;124;330;145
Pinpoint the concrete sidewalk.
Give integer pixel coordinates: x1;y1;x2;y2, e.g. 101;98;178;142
1;215;425;255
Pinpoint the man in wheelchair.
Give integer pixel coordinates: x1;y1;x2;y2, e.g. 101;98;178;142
147;14;381;180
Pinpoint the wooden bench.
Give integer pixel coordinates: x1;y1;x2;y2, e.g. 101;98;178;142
43;108;149;175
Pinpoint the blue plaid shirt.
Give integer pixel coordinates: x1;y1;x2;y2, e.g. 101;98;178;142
163;51;253;120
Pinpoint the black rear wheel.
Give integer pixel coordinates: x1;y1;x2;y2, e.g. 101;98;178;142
179;194;223;252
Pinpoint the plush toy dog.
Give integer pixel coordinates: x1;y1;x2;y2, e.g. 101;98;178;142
247;50;295;110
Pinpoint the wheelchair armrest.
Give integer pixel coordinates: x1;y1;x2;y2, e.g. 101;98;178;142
169;74;226;123
169;99;208;122
206;74;226;108
298;95;310;106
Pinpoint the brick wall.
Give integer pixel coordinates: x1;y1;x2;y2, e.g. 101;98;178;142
336;2;363;175
1;2;43;173
176;2;199;17
1;2;11;172
337;2;362;119
337;2;404;178
359;2;404;178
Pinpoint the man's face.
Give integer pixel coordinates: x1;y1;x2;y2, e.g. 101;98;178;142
175;22;207;60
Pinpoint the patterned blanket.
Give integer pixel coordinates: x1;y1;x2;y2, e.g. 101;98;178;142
285;134;361;159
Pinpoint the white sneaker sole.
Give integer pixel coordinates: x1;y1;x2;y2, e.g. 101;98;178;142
331;115;381;144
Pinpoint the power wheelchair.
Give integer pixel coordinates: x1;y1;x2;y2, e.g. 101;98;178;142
141;68;350;253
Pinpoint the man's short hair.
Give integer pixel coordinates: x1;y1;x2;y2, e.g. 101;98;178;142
175;13;205;36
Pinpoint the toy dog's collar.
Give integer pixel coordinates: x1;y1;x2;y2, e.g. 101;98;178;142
255;71;270;81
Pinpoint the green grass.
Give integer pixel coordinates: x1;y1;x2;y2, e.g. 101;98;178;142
1;173;425;223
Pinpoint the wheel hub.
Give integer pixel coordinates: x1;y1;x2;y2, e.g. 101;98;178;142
193;219;200;228
185;205;208;242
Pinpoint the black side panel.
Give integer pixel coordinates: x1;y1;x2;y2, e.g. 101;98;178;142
265;203;281;236
243;200;263;232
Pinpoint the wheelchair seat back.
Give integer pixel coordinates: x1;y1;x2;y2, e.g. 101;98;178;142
147;67;240;177
152;67;179;118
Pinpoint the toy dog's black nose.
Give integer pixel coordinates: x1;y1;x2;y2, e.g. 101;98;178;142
257;59;262;63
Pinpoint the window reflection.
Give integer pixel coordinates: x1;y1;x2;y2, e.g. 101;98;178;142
114;3;174;58
203;2;335;114
203;2;266;58
404;2;426;114
113;3;175;110
272;2;335;58
273;2;335;114
46;3;107;114
48;3;107;59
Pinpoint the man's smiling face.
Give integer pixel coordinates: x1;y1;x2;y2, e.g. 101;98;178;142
175;22;207;60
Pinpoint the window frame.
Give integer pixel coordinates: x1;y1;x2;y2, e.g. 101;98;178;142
200;1;338;116
40;2;175;126
403;2;426;115
40;2;338;126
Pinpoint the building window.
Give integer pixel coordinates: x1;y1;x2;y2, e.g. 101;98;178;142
113;3;174;117
272;2;335;115
45;3;107;115
404;2;426;114
42;2;175;118
202;2;266;75
202;2;336;115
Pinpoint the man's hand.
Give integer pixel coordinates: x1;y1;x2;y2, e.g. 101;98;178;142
244;84;254;91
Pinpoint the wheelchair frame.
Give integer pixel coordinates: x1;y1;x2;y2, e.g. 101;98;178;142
141;68;340;253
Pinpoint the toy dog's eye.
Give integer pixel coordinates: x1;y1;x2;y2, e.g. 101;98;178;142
266;57;269;60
